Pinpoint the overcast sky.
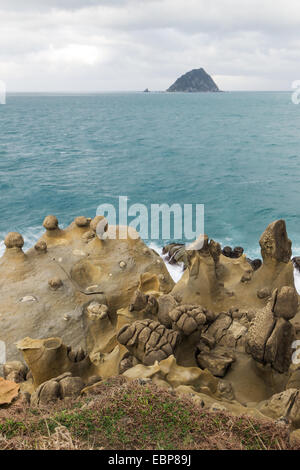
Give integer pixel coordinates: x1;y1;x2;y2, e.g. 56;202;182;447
1;0;300;91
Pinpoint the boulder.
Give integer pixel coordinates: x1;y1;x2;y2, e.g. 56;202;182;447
43;215;59;231
59;376;85;398
117;320;180;366
31;373;85;406
273;286;298;320
168;305;215;336
196;346;235;378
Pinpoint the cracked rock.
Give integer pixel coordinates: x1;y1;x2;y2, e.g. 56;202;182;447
117;319;180;366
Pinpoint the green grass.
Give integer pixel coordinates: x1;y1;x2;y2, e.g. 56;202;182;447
0;378;294;450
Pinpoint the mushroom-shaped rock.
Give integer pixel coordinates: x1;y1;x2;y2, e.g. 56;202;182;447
4;232;24;249
117;320;180;366
90;215;108;237
222;246;232;258
232;246;244;258
34;240;47;253
168;305;216;336
248;258;262;271
75;216;89;227
273;286;298;320
259;219;292;263
48;277;63;290
43;215;59;231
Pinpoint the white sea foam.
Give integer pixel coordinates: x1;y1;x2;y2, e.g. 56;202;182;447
293;268;300;294
148;242;185;284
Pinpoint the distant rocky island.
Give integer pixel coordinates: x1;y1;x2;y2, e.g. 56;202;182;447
167;68;220;92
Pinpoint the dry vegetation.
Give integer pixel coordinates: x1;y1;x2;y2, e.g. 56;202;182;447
0;377;297;450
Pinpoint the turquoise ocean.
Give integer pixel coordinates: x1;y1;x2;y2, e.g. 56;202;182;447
0;91;299;262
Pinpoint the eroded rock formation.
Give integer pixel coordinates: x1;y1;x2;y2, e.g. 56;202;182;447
1;216;300;431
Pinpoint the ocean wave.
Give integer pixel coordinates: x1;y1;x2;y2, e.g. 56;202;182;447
148;242;185;284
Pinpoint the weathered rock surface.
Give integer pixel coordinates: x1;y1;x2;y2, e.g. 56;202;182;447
0;216;174;362
17;337;97;386
117;320;180;365
172;220;295;312
168;304;215;336
1;217;300;428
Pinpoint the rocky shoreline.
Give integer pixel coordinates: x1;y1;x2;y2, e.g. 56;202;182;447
1;215;300;445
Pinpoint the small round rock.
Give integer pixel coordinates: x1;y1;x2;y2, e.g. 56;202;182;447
34;240;47;253
48;277;63;290
90;216;108;233
257;287;271;299
75;216;89;227
119;261;126;269
4;232;24;249
43;215;58;231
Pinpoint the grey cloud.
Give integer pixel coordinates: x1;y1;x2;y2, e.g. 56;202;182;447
0;0;121;11
0;0;299;91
